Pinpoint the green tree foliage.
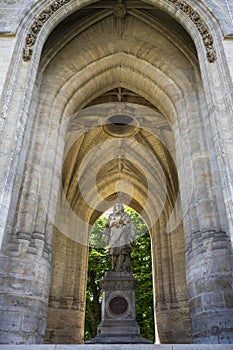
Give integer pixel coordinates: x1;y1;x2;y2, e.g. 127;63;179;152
85;215;111;339
85;208;154;342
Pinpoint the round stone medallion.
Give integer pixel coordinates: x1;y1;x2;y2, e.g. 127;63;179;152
109;296;128;315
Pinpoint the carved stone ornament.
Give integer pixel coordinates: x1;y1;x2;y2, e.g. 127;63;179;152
23;0;216;63
114;3;127;19
167;0;216;62
23;0;71;61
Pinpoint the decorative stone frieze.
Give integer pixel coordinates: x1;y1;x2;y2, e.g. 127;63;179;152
22;0;216;62
167;0;216;62
23;0;71;61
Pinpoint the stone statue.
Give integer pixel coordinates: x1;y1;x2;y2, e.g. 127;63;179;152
104;203;136;272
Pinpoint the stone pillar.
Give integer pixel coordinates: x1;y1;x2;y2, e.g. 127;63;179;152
173;91;233;343
178;157;233;343
151;219;192;344
45;228;89;344
0;233;52;344
177;140;233;344
185;228;233;344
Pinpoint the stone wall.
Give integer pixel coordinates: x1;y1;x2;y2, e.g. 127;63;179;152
45;228;88;344
0;0;233;345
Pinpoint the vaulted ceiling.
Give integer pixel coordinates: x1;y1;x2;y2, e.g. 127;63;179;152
61;103;178;227
39;0;199;229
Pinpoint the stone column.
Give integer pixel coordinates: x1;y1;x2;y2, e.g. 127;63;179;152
0;234;52;344
0;116;61;343
173;87;233;343
151;218;192;344
185;225;233;344
45;228;89;344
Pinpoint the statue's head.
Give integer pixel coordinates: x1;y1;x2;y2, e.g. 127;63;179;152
113;202;124;213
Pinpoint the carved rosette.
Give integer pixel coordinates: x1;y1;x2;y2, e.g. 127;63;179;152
114;3;127;19
23;0;216;63
23;0;71;61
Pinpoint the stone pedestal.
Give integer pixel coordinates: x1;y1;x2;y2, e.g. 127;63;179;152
86;271;152;343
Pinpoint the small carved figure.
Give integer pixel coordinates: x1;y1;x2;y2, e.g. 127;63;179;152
104;203;136;272
23;47;32;61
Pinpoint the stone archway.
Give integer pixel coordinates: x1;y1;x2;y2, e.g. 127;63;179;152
44;102;191;343
0;0;233;345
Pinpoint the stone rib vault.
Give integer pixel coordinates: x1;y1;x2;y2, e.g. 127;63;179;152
0;0;233;346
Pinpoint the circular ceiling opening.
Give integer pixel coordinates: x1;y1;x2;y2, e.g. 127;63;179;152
103;114;139;137
108;114;133;125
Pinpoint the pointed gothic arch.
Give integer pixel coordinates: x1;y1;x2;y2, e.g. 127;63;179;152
0;0;233;345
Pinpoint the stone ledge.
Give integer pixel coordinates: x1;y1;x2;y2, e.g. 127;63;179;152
0;345;233;350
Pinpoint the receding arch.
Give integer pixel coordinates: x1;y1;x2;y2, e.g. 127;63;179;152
0;0;233;346
12;12;216;344
17;0;230;65
2;0;232;249
39;50;197;120
44;101;189;344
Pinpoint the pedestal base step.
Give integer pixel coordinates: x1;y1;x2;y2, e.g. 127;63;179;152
1;345;233;350
85;333;153;344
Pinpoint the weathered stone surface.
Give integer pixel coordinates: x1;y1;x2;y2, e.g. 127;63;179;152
0;0;233;346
